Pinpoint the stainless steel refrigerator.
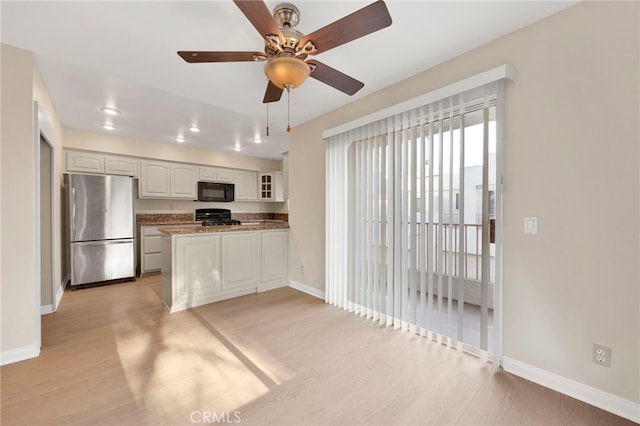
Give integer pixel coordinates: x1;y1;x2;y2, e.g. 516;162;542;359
66;173;135;286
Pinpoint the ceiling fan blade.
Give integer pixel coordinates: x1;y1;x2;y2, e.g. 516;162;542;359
233;0;284;43
177;51;265;63
300;1;392;55
307;60;364;96
263;80;284;103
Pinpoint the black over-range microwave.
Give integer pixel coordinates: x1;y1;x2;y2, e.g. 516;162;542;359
197;181;235;202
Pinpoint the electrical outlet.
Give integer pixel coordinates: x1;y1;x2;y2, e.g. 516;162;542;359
592;344;611;367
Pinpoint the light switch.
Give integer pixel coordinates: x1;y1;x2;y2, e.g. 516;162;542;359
524;217;538;234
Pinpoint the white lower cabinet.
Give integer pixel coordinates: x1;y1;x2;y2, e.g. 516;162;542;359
162;229;288;312
139;224;195;275
174;235;221;302
140;226;162;275
261;230;288;282
221;232;259;290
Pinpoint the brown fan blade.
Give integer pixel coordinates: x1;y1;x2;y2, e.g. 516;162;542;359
177;51;265;63
307;60;364;96
263;80;284;103
300;1;392;55
233;0;284;43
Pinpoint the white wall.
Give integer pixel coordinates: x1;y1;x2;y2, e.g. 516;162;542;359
1;44;64;360
288;1;639;406
1;45;38;358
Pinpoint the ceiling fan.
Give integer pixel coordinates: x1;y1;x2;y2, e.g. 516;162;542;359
177;0;392;104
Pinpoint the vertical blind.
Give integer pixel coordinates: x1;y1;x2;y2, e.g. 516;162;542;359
325;80;504;357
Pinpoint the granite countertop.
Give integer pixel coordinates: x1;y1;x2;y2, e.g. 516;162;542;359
158;220;289;235
137;213;197;226
139;220;200;226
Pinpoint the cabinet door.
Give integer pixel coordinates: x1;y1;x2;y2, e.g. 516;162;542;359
245;172;258;200
261;230;288;282
235;171;258;200
221;232;258;289
140;226;162;274
198;166;218;182
259;173;274;201
171;165;197;199
216;168;235;183
105;155;138;177
175;235;222;300
66;151;104;174
273;171;284;202
139;161;171;198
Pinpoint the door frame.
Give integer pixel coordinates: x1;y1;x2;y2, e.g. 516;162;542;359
34;101;57;348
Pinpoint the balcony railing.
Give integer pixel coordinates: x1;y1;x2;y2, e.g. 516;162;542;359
407;221;495;283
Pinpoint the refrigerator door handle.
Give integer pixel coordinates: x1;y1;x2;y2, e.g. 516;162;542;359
73;239;133;246
71;186;76;239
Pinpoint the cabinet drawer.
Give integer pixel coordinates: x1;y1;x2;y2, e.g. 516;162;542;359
142;226;161;236
143;253;162;271
144;235;162;253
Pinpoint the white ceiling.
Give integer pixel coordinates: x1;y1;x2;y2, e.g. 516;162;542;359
2;1;577;160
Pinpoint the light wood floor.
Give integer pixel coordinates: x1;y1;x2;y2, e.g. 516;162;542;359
1;275;634;426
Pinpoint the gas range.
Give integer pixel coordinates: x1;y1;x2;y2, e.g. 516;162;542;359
195;208;241;227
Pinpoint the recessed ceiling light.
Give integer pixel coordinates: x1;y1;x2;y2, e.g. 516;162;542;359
102;123;116;130
189;126;200;133
175;136;186;143
100;107;121;116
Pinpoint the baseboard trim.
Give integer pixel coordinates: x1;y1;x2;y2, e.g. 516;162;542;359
54;274;69;311
288;280;325;300
0;343;40;366
41;304;54;315
502;356;639;423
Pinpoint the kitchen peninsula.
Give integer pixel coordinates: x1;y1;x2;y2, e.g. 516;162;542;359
159;221;289;312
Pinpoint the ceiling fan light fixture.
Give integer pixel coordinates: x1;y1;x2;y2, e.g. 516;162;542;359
273;3;300;29
264;57;310;90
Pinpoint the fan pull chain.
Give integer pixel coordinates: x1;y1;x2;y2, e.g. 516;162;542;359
266;103;269;137
286;84;291;133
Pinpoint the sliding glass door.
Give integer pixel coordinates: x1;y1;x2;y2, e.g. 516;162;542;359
326;82;502;357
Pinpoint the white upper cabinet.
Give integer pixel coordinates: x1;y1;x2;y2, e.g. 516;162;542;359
216;168;235;183
66;150;138;177
105;155;138;177
66;151;105;174
171;164;197;199
258;172;284;202
198;166;217;182
139;161;171;198
198;166;235;183
235;170;258;201
139;161;196;199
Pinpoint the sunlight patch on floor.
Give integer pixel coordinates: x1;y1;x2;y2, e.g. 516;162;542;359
112;313;272;419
